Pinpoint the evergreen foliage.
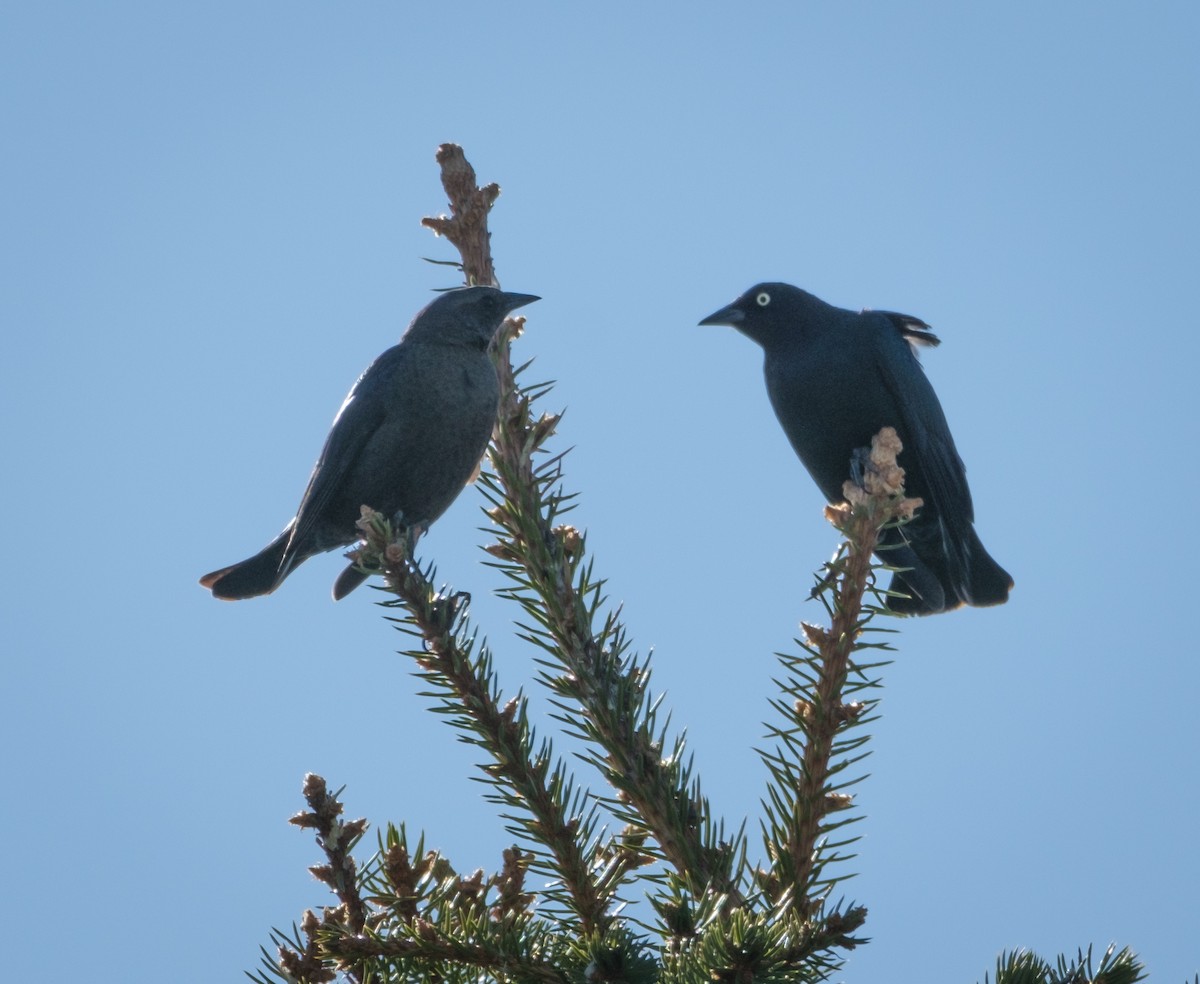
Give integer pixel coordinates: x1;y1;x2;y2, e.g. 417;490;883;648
247;145;1153;984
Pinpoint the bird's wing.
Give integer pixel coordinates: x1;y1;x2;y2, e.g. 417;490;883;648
285;344;407;555
872;316;982;594
873;315;974;523
875;310;941;348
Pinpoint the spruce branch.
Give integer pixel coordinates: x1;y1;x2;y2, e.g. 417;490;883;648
251;776;372;984
353;509;614;932
757;427;916;961
326;829;573;984
247;144;1149;984
259;780;577;984
288;773;371;934
980;943;1146;984
312;146;620;933
418;143;736;898
481;364;740;900
420;142;501;288
499;413;727;881
322;933;567;984
254;913;336;984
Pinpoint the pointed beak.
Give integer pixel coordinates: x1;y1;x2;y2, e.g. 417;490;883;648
500;292;540;314
698;304;743;327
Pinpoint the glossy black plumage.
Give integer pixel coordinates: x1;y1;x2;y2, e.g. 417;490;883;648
200;286;539;601
700;282;1011;615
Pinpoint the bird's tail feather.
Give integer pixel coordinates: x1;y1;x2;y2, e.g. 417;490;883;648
199;533;293;601
963;542;1013;608
881;549;950;615
880;525;1012;614
885;570;948;615
331;564;369;601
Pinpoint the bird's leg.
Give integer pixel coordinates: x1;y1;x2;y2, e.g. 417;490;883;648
389;512;432;553
429;586;472;633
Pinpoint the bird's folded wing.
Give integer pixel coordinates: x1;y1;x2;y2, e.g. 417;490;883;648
285;347;403;553
877;310;941;349
873;326;975;525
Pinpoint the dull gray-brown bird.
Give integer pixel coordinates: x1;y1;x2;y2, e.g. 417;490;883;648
200;285;539;600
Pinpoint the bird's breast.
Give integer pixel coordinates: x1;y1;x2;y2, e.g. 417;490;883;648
763;338;901;503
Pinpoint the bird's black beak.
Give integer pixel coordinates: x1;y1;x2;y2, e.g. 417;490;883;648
698;304;743;327
500;292;541;314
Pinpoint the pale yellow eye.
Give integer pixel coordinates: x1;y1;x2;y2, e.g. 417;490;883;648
756;292;771;307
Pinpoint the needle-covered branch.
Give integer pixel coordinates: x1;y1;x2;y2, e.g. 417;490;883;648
756;427;917;965
420;142;501;288
248;145;1147;984
419;144;737;898
354;508;617;931
794;427;919;911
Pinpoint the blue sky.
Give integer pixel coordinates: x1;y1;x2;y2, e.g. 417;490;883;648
3;3;1198;980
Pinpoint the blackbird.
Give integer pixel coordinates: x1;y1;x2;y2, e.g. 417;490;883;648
700;282;1011;614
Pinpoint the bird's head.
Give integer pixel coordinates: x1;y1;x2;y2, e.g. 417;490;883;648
405;285;540;347
699;282;829;347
